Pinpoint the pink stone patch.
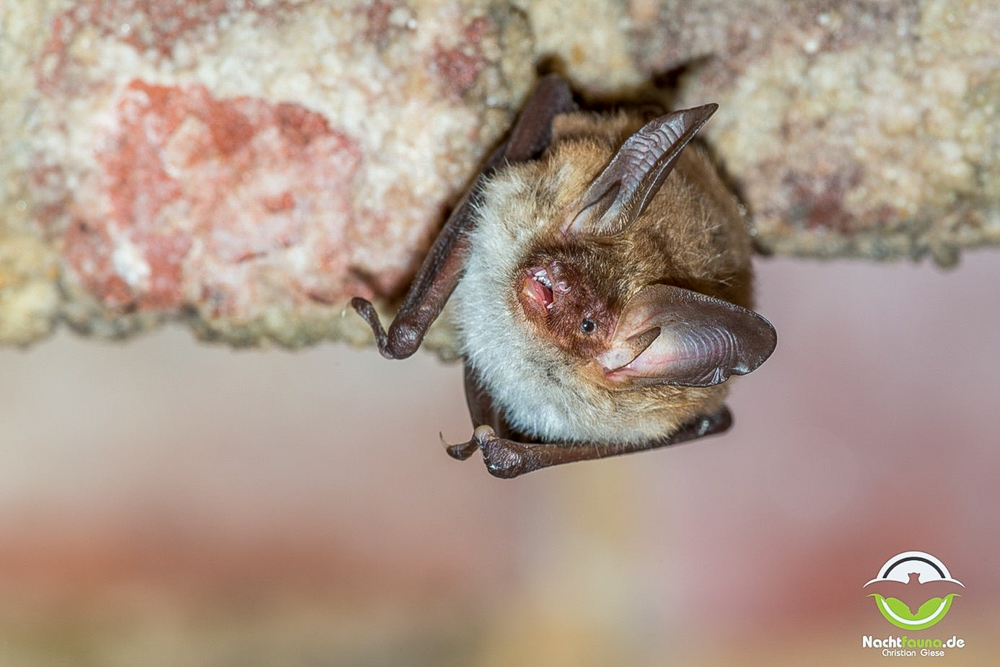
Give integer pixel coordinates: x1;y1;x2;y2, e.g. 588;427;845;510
432;16;492;98
433;46;485;98
66;79;361;314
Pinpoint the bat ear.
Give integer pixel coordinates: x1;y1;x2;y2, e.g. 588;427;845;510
597;285;776;387
564;104;717;237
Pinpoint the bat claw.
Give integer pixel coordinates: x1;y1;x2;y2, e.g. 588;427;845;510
441;432;479;461
350;297;389;349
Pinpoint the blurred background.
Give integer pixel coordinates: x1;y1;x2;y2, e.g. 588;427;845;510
1;254;998;666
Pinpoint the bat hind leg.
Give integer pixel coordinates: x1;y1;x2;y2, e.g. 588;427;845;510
445;407;733;479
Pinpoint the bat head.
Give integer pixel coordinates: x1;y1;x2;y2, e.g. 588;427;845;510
514;104;776;389
517;258;774;388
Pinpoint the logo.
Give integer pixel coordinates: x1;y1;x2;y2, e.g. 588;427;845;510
864;551;964;630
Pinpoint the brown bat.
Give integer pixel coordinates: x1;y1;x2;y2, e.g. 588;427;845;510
351;75;776;478
864;572;965;616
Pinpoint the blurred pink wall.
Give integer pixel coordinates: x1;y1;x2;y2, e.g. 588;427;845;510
1;253;998;665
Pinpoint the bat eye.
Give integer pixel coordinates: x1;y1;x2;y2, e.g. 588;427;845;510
580;318;597;334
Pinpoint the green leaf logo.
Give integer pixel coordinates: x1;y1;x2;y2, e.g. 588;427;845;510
869;593;960;630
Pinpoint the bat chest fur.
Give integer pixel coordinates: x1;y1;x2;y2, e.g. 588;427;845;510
459;315;672;443
451;214;685;445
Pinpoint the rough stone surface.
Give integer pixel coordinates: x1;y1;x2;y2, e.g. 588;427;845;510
658;0;1000;265
2;0;998;349
3;0;531;349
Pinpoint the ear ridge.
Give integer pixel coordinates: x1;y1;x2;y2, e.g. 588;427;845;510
564;104;718;237
597;285;776;387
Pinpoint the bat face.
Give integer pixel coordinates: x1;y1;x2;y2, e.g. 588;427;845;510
517;246;618;360
352;75;775;476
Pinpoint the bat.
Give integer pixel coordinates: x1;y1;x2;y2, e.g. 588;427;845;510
351;74;776;478
864;572;965;615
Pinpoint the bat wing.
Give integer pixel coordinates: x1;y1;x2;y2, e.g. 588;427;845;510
865;579;911;606
597;285;776;387
446;406;732;478
920;579;965;598
462;363;518;440
352;74;576;359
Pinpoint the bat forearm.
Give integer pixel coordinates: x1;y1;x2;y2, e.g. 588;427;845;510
351;75;576;361
446;407;733;479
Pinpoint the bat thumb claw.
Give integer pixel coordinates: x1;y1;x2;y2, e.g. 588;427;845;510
441;432;479;461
